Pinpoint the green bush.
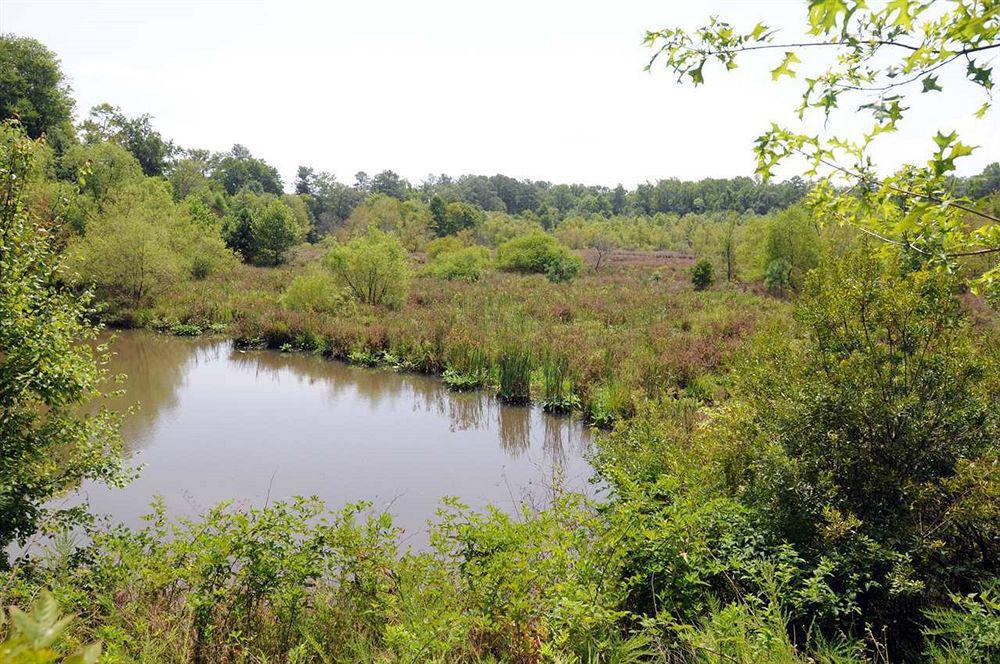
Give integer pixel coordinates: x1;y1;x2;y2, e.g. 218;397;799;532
424;245;491;282
544;250;581;283
424;235;466;260
281;271;343;314
323;228;411;307
706;251;1000;649
497;232;581;281
691;258;714;290
923;580;1000;663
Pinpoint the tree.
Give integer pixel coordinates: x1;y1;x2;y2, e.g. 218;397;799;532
212;144;283;196
690;258;714;290
323;228;410;307
429;194;447;233
371;169;410;200
311;173;363;235
0;123;125;553
343;194;431;251
646;1;1000;290
80;103;177;176
0;36;76;150
758;206;820;291
295;165;316;195
59;141;144;214
68;178;233;305
167;154;215;202
434;201;482;237
223;192;307;266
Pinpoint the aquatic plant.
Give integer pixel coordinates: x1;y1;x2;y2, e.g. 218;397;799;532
539;352;579;413
495;345;533;404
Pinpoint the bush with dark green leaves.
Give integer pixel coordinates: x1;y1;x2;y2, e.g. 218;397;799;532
497;232;581;282
691;258;714;290
705;251;999;652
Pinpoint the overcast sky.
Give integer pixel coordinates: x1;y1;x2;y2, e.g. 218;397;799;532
3;0;996;188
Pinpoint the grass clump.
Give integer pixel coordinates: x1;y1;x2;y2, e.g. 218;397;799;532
442;344;490;390
495;344;533;404
539;352;579;413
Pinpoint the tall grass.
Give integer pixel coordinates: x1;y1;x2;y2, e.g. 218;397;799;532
540;351;579;413
442;343;490;390
495;345;533;404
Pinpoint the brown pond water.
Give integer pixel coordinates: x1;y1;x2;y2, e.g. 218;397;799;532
69;331;595;546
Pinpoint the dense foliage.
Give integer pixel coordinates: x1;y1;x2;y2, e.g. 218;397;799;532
1;6;999;661
0;124;125;554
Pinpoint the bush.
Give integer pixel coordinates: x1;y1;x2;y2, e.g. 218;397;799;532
323;228;410;307
545;251;582;283
706;251;1000;649
68;178;234;308
424;234;469;260
497;232;581;281
281;271;343;314
424;245;491;282
691;258;714;290
763;257;791;294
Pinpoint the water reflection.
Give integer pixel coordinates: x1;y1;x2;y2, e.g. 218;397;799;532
78;331;594;546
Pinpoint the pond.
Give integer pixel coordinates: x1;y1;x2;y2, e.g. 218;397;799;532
69;331;595;546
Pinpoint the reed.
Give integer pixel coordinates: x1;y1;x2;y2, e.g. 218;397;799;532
495;345;533;404
442;344;491;390
540;351;579;413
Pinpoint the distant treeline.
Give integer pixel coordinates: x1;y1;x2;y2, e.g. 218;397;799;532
294;168;811;230
3;31;998;245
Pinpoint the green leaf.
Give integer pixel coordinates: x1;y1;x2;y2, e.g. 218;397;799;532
771;51;802;81
967;60;993;89
808;0;850;34
885;0;917;29
921;75;942;93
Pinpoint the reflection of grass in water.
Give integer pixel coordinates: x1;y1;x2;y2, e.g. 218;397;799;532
497;406;530;455
228;348;448;413
445;393;490;432
543;416;566;465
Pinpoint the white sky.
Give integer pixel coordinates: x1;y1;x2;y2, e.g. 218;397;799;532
2;0;996;188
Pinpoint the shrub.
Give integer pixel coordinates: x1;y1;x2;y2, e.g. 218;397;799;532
923;579;1000;662
281;271;343;314
0;592;102;663
763;258;791;294
497;232;581;281
424;245;491;282
545;250;582;283
707;251;1000;648
691;258;714;290
323;228;410;307
68;179;234;307
424;235;466;260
